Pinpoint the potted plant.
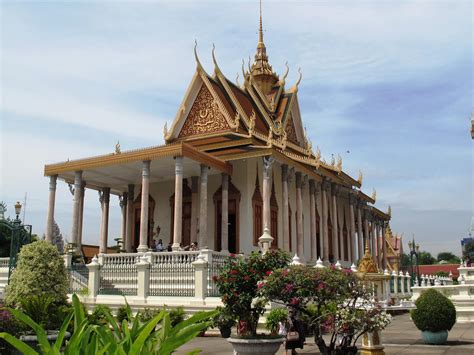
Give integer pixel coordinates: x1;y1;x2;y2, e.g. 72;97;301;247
265;308;287;335
262;265;391;355
411;288;456;344
214;249;290;354
212;306;236;338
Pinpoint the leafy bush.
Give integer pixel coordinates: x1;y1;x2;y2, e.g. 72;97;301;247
265;308;287;335
116;305;130;324
169;306;185;327
0;301;25;354
139;306;185;327
0;294;216;354
214;249;290;336
5;240;68;307
411;289;456;332
18;295;54;329
211;306;236;330
88;304;112;326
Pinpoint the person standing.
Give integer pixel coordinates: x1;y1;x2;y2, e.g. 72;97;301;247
284;308;305;355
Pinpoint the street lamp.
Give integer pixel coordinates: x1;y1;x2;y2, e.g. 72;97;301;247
408;236;420;286
14;201;22;222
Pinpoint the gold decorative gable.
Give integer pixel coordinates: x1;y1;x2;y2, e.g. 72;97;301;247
358;246;379;274
178;85;230;138
285;114;299;144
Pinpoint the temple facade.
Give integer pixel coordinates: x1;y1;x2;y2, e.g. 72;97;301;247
43;13;392;267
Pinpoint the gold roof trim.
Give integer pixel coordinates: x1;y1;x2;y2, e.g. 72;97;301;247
44;142;232;176
358;240;379;274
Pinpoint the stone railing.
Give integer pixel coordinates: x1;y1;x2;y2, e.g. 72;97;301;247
0;257;9;268
83;250;230;302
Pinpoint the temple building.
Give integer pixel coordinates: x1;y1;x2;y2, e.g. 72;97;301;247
43;10;393;267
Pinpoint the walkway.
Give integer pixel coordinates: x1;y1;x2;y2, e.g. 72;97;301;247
176;313;474;354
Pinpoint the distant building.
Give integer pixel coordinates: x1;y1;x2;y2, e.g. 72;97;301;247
461;219;474;256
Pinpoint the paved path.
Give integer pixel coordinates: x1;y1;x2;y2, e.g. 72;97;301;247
176;313;474;354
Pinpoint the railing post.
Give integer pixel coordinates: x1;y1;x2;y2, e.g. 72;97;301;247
392;270;398;295
136;254;151;299
87;256;100;298
63;254;72;269
193;252;208;300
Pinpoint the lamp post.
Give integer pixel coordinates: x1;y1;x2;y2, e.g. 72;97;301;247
14;201;22;225
408;236;420;286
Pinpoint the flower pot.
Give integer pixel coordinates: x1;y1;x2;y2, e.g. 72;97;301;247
227;336;284;355
15;331;71;354
219;326;232;338
421;330;448;345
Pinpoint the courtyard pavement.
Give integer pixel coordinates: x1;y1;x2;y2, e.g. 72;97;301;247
176;313;474;354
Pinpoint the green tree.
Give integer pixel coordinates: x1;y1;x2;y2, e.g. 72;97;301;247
437;252;460;264
418;251;436;265
464;241;474;256
401;253;411;268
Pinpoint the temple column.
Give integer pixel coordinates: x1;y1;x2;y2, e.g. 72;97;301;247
221;173;229;252
45;175;57;243
309;180;317;262
281;164;290;252
77;183;85;250
331;184;339;261
376;223;382;268
119;193;128;251
364;211;370;253
71;171;82;253
137;160;151;253
262;157;274;232
295;172;304;259
322;180;330;261
382;222;388;270
357;203;363;260
125;184;134;252
349;194;357;263
99;187;110;254
316;183;324;259
371;219;377;258
190;176;199;244
199;165;208;249
172;157;183;251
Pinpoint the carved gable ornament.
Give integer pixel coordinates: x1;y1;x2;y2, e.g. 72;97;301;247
285;114;299;144
178;85;230;138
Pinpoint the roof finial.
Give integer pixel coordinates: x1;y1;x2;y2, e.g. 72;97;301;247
259;0;264;44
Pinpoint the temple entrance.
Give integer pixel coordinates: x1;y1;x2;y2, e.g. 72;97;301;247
214;180;241;253
132;193;155;251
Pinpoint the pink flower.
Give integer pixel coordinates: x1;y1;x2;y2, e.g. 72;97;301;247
265;270;272;276
257;281;265;289
318;282;326;290
284;283;294;293
290;297;299;306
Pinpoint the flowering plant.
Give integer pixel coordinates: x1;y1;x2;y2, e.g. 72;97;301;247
214;249;290;336
262;266;391;354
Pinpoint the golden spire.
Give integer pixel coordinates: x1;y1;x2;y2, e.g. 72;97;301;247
250;0;278;94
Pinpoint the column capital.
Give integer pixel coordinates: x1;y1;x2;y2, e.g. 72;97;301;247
309;179;316;194
175;156;183;173
322;178;331;192
349;192;357;206
49;175;58;190
119;192;128;208
331;183;339;196
281;164;289;181
262;156;275;179
295;171;302;188
142;160;151;176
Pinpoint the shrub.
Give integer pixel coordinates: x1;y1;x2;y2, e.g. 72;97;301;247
138;306;185;327
88;304;112;326
265;308;287;335
18;294;54;329
116;305;130;324
212;306;236;330
411;289;456;332
169;306;186;327
5;240;68;307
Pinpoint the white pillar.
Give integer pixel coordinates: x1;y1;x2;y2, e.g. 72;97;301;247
349;194;357;263
125;184;134;252
262;157;274;232
193;253;209;300
77;183;85;250
119;193;128;251
136;256;151;299
190;176;199;244
71;171;82;253
357;203;363;260
309;180;316;262
45;175;57;243
99;187;110;254
382;222;387;270
87;256;100;298
331;184;339;261
322;180;330;261
172;156;183;251
281;164;290;252
295;172;304;260
221;173;229;252
137;160;151;253
199;164;208;249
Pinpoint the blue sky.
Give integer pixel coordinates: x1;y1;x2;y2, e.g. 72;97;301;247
1;0;472;256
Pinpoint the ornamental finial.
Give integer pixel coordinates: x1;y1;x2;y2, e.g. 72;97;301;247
336;154;342;172
358;170;363;185
387;205;392;217
115;141;121;154
371;188;377;202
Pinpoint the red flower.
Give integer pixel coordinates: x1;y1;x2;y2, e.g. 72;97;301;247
284;283;294;293
212;275;218;281
290;297;299;306
265;270;272;276
318;282;326;290
244;275;250;281
230;269;239;275
229;253;236;257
